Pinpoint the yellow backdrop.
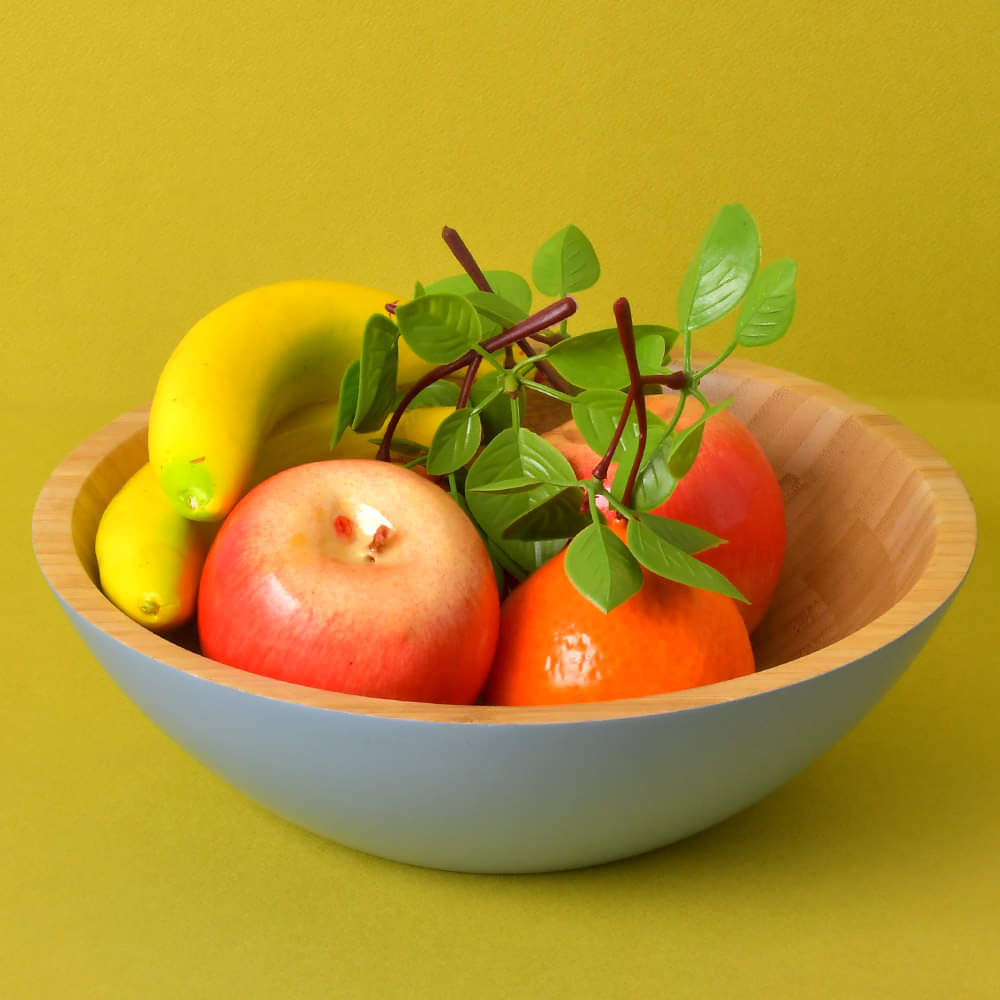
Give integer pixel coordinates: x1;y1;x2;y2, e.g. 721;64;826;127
4;2;997;997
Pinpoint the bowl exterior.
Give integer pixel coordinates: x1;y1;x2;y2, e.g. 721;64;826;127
51;591;955;873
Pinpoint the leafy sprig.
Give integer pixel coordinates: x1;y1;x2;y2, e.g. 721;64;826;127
332;207;797;613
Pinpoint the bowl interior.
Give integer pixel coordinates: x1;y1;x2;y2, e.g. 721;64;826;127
37;358;975;721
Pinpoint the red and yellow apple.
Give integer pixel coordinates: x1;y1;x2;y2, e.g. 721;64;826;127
542;394;786;633
197;459;500;703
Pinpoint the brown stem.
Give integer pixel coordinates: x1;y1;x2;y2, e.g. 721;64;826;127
615;297;648;509
441;227;492;292
376;297;577;460
457;355;481;408
642;370;690;391
441;226;574;395
527;330;564;347
592;385;635;483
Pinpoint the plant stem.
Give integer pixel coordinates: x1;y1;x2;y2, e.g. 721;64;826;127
520;379;578;405
376;297;576;460
470;385;502;416
693;339;737;380
441;227;492;292
614;298;648;509
440;226;574;394
592;386;634;483
457;356;482;408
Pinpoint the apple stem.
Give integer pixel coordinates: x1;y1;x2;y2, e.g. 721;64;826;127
368;524;391;559
376;297;577;461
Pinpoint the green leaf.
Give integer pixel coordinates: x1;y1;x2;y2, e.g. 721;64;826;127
493;537;566;577
570;390;669;467
371;436;427;458
626;517;746;601
420;271;532;341
532;225;601;296
399;380;461;409
467;475;546;494
667;422;704;480
331;360;360;447
352;313;400;433
564;524;643;613
629;513;725;554
734;258;797;347
425;408;483;476
424;271;532;313
632;455;677;510
570;390;631;456
395;293;483;364
547;326;671;391
469;376;524;438
464;427;580;541
413;280;426;298
611;434;676;510
677;204;761;333
465;290;528;329
500;487;590;540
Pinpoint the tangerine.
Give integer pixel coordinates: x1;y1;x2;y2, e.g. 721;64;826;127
482;524;755;706
543;394;786;633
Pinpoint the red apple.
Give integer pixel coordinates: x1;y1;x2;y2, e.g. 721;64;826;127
543;394;786;633
197;459;500;703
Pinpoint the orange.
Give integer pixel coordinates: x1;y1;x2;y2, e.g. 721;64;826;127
482;525;756;706
542;394;786;633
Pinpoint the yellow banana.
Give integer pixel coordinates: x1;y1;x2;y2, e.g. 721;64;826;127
97;401;452;631
148;280;434;521
95;463;215;632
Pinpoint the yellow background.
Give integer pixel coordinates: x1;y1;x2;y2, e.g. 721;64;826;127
4;2;998;997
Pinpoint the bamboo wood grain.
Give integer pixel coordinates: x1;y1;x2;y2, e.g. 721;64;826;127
31;357;977;724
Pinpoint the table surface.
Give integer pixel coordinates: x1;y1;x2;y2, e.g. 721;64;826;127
7;394;998;1000
5;2;998;996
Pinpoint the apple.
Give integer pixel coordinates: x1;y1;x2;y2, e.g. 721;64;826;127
197;459;500;703
543;394;786;633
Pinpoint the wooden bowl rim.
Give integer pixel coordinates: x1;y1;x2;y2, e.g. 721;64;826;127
32;357;977;724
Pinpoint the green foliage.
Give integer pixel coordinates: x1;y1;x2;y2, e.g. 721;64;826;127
677;204;760;333
395;293;483;364
426;408;483;476
564;523;643;613
353;313;400;433
532;225;601;296
547;326;673;391
626;516;747;602
734;259;797;347
335;207;796;611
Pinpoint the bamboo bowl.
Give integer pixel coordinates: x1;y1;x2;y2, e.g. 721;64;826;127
32;358;976;873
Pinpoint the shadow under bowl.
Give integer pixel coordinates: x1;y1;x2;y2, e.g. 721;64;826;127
32;358;977;873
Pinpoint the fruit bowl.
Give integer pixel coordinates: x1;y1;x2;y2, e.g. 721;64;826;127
31;357;976;873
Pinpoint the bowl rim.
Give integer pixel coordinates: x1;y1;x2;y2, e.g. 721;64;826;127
31;356;977;724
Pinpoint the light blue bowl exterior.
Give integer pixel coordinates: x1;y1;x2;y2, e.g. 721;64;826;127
53;592;954;873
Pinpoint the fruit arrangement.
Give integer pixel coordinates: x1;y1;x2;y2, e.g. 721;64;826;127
95;206;796;706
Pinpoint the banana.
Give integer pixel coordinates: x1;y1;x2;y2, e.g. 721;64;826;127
97;401;452;631
95;463;215;632
148;280;433;521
